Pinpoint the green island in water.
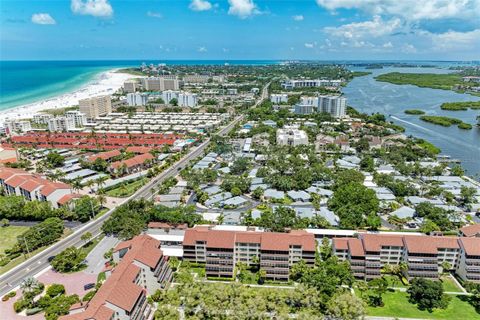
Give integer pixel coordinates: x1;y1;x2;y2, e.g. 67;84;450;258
419;115;473;130
440;101;480;110
404;109;425;115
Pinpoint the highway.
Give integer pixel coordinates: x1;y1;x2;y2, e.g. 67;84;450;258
0;82;269;297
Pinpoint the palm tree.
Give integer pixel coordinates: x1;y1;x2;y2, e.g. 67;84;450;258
71;177;83;193
85;179;95;193
20;277;40;295
97;194;106;208
95;176;108;191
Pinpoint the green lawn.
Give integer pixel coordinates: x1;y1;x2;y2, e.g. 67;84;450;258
0;225;30;254
364;290;479;319
441;276;463;293
105;178;149;198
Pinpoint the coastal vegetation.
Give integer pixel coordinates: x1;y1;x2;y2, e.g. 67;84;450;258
419;115;472;129
440;101;480;111
404;109;425;115
375;72;462;91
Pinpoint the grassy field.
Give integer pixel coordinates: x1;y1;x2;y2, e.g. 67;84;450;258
375;72;462;91
364;290;479;319
441;276;463;293
105;178;148;198
0;226;30;254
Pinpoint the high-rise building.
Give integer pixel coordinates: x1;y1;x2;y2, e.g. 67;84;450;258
48;117;76;132
123;80;137;93
142;76;180;91
281;79;342;89
270;94;288;104
79;95;112;119
65;111;87;127
126;93;148;106
295;95;346;118
178;92;198;107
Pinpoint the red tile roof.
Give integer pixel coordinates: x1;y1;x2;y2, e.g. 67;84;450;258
110;153;154;170
126;146;152;154
88;150;121;162
184;228;316;252
460;224;480;237
348;238;365;257
361;234;404;252
403;236;459;254
61;235;164;320
459;237;480;256
333;238;349;250
57;193;82;205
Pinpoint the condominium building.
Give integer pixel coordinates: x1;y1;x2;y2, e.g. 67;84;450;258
333;233;480;283
183;74;210;84
126;93;148;106
178;92;198;107
0;168;75;208
270;94;288;104
123;80;138;93
142;77;180;91
4;120;32;134
281;79;342;89
276;126;309;146
183;227;316;281
48;117;76;132
32;113;53;125
79;95;112;119
61;235;173;320
295;95;346;118
162;90;179;104
65;111;87;128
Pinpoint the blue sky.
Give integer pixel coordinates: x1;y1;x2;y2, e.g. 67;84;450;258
1;0;479;60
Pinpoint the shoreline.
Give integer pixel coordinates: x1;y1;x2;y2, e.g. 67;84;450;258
0;69;135;125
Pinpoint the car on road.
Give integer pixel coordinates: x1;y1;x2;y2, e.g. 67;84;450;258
47;256;56;262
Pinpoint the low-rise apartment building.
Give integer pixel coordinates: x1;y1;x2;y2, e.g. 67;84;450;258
333;234;480;283
183;227;316;281
0;168;74;208
276;126;309;146
61;235;172;320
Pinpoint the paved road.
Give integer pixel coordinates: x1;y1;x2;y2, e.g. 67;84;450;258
84;235;120;275
0;82;269;297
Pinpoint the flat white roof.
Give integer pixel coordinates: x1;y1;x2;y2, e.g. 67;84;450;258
147;234;184;242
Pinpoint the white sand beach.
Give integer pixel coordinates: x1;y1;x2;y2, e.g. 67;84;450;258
0;70;137;125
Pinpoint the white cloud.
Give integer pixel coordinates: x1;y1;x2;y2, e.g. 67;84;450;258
292;15;304;21
428;28;480;51
382;41;393;48
146;11;162;18
198;46;208;52
31;13;56;25
401;43;417;53
304;42;315;48
316;0;480;21
71;0;113;18
324;15;402;39
189;0;212;11
228;0;258;18
222;48;229;52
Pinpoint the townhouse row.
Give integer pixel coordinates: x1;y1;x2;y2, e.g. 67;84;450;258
61;235;173;320
182;226;316;281
333;233;480;283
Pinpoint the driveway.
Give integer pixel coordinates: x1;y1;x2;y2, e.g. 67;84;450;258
84;235;119;275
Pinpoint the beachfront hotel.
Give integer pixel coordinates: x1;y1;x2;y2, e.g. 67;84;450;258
142;76;180;91
79;95;112;119
333;233;480;283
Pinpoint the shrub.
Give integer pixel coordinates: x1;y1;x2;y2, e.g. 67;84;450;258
13;298;30;313
47;284;65;297
25;307;43;316
82;290;96;302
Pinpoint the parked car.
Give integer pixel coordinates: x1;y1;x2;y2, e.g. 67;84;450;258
84;283;95;290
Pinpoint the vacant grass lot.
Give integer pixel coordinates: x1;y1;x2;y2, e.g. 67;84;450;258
0;225;29;253
364;290;479;319
105;178;148;198
441;276;463;293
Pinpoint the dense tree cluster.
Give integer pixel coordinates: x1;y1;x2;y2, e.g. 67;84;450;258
51;246;87;273
407;278;450;311
374;173;419;197
415;202;458;231
102;200;202;240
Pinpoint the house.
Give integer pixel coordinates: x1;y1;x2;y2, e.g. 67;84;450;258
287;190;311;202
391;206;415;219
109;153;155;176
263;189;285;200
459;224;480;237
